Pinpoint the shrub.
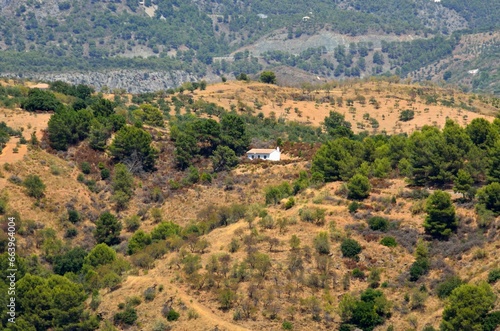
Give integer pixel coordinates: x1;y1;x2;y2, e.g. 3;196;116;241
113;307;138;325
399;109;415;121
125;215;141;232
436;276;463;299
187;309;199;320
347;174;371;200
348;201;360;213
68;209;80;223
284;197;295;210
341;238;362;259
152;320;170;331
299;207;326;224
484;311;500;331
313;232;330;255
477;183;500;215
143;287;156;301
367;216;389;231
380;236;397;247
282;321;293;330
264;182;292;205
166;309;180;321
64;227;78;238
441;282;495;331
23;174;46;199
352;268;365;279
101;168;110;180
0;197;7;214
80;162;91;174
488;268;500;284
409;258;430;282
94;212;122;245
128;230;152;255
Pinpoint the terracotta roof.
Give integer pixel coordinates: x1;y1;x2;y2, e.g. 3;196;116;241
246;148;277;154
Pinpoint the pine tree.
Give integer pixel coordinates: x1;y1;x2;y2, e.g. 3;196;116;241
488;140;500;182
423;191;457;239
454;169;474;200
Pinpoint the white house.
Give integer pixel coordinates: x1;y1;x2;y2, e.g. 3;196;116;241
247;147;281;161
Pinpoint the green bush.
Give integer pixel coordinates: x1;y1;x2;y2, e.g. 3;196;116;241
436;276;463;299
282;320;293;330
488;268;500;284
399;109;415;121
352;268;365;279
113;307;138;325
284;197;295;210
80;162;91;174
341;238;362;259
23;174;46;199
101;168;110;180
264;182;292;205
313;232;330;255
64;227;78;238
128;230;152;255
125;215;141;232
423;190;457;239
380;236;397;247
299;207;326;224
348;201;360;213
409;258;430;282
68;209;80;223
347;174;371;200
367;216;389;231
0;197;8;214
166;309;180;321
484;311;500;331
441;282;495;331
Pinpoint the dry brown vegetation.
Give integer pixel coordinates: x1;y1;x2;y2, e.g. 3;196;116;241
1;79;500;331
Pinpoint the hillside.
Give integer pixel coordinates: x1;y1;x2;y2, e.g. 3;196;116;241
2;79;500;331
0;0;499;94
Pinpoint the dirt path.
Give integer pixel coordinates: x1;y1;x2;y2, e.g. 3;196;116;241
122;272;251;331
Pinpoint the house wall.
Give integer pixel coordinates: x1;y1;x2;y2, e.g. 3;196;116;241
247;151;280;161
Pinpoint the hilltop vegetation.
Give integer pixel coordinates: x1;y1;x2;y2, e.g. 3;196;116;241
0;0;499;94
2;79;500;330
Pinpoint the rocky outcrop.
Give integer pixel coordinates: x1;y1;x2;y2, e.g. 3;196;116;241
7;70;214;93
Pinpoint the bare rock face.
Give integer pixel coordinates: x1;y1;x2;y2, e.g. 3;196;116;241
10;70;214;93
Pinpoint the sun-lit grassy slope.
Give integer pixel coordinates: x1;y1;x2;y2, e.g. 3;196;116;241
192;80;498;134
2;79;500;331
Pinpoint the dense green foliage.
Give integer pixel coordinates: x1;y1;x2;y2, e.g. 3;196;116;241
347;174;371;200
423;191;457;239
109;126;158;172
0;0;496;93
441;282;496;331
340;289;391;331
341;238;362;259
94;212;122;246
21;89;62;112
